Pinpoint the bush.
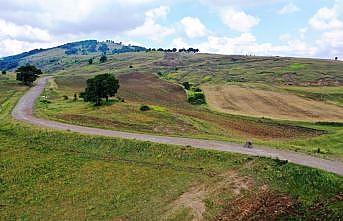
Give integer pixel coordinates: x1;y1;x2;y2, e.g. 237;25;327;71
1;70;6;75
117;97;125;102
182;82;191;90
62;95;69;100
100;55;107;63
187;91;206;105
129;65;133;68
40;99;51;104
140;105;151;111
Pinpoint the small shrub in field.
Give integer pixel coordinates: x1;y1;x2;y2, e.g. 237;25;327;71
188;92;206;105
129;65;133;68
157;71;163;76
63;95;69;100
40;99;51;104
182;82;191;90
117;97;125;102
73;93;78;101
1;70;6;75
273;158;288;166
187;87;206;105
140;105;151;111
100;55;107;63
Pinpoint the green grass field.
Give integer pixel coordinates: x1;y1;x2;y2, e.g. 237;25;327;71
35;72;343;161
1;72;343;220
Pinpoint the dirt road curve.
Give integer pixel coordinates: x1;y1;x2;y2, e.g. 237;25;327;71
12;77;343;176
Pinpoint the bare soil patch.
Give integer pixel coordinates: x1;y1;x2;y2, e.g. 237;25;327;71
213;188;295;221
117;72;187;106
203;85;343;122
164;171;254;221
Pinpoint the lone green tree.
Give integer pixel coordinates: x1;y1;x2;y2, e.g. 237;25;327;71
81;74;119;106
16;64;42;86
1;70;6;75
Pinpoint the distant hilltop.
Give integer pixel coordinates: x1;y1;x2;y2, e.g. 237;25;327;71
0;40;147;71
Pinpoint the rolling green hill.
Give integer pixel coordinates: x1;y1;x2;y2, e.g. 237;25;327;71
0;40;146;72
2;40;343;86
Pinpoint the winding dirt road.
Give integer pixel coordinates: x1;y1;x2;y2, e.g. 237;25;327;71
12;77;343;176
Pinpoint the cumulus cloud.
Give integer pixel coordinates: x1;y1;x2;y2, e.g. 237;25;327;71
220;8;260;32
278;3;300;14
0;0;154;35
0;39;57;57
172;32;318;58
0;19;52;42
126;6;175;42
171;37;189;49
316;30;343;58
180;17;207;38
309;6;343;30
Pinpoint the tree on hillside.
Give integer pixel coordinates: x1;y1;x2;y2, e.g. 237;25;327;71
88;58;93;64
81;73;119;106
16;64;42;86
1;70;6;75
100;55;107;63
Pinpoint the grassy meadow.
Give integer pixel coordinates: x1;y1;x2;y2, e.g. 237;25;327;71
35;70;343;161
1;70;343;220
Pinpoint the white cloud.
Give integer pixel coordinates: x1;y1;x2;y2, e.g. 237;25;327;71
278;3;300;14
171;37;189;49
316;30;343;58
126;6;175;42
0;0;154;35
145;5;169;19
220;8;260;32
172;32;317;58
0;19;52;43
309;7;343;30
180;17;207;38
0;39;56;57
298;27;308;39
196;33;287;55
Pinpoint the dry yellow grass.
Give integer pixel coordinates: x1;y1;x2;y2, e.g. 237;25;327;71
203;85;343;122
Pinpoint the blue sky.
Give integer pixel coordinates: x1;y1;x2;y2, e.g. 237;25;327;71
0;0;342;58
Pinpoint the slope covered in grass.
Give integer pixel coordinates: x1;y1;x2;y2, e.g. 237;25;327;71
0;78;342;220
34;70;343;161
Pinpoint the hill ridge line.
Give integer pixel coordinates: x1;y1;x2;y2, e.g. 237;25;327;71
12;76;343;176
